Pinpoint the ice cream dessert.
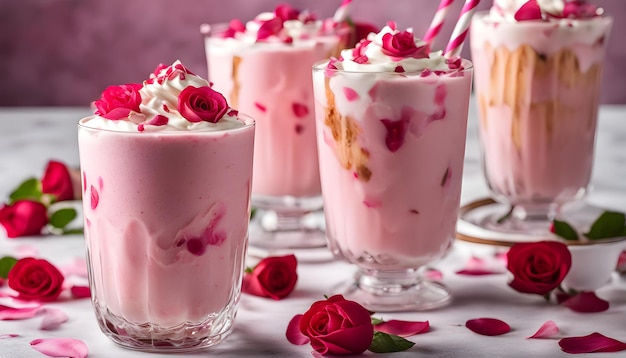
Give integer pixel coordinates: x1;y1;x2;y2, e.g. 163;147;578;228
470;0;612;211
313;23;473;270
204;4;350;203
78;61;255;350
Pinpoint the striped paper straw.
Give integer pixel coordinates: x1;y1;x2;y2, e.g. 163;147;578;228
444;0;481;58
333;0;353;23
424;0;456;45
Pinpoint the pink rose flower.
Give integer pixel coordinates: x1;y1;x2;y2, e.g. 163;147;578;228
0;200;48;238
242;254;297;300
381;30;428;59
177;86;229;123
41;160;75;202
93;83;142;120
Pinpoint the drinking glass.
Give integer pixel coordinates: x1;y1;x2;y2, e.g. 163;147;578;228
312;60;473;311
78;115;255;352
203;23;346;252
470;13;613;234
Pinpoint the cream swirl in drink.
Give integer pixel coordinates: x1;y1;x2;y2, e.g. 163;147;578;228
79;61;254;351
313;23;472;271
470;0;611;224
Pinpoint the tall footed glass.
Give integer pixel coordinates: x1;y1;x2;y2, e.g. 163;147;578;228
203;22;347;253
312;56;473;311
78;115;255;352
470;13;612;234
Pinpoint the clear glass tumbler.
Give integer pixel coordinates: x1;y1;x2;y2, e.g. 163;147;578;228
203;23;346;251
78;116;255;352
470;13;613;234
312;60;473;311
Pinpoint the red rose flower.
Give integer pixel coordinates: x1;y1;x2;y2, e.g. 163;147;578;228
41;160;74;202
177;86;229;123
8;257;65;301
242;254;297;300
381;30;428;59
274;4;299;22
93;83;142;120
506;241;572;295
0;200;48;238
299;294;374;355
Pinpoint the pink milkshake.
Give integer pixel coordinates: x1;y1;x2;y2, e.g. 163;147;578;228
78;61;254;351
313;23;473;311
470;0;612;229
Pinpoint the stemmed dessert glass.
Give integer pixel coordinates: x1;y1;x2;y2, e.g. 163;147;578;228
469;12;613;235
312;58;474;311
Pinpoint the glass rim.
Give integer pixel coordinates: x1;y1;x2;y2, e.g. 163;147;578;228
201;21;351;38
78;112;256;135
472;10;614;25
312;58;474;75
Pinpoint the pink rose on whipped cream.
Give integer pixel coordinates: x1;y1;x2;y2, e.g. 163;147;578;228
381;30;429;59
491;0;603;22
178;86;229;123
93;84;142;120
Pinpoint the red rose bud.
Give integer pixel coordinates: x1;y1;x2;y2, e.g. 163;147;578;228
381;30;428;59
41;160;74;202
177;86;229;123
93;83;142;120
506;241;572;296
299;294;374;355
0;200;48;238
242;254;297;300
8;258;65;301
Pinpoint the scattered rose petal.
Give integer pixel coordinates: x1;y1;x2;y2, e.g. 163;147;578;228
40;308;69;330
254;102;267;112
70;286;91;299
423;267;443;281
515;0;543;21
456;256;504;276
466;318;511;336
60;258;88;278
456;268;502;276
374;319;429;337
559;332;626;354
560;291;609;313
30;338;89;358
286;314;309;345
15;244;39;258
0;334;19;339
528;320;559;339
292;103;308;118
0;304;42;320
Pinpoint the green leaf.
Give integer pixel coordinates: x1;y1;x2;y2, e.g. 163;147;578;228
585;211;626;240
368;331;415;353
552;220;579;241
62;228;84;235
250;207;257;220
9;178;43;204
0;256;18;279
371;317;384;325
48;208;77;229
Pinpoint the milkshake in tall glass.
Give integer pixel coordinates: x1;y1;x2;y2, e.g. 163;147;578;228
313;23;473;311
470;0;612;233
78;61;255;352
203;5;348;250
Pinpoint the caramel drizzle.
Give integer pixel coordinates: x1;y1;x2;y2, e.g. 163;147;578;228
230;56;242;109
482;44;602;152
324;76;371;182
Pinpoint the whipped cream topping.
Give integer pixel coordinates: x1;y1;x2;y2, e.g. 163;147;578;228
82;61;244;132
331;24;454;73
490;0;604;22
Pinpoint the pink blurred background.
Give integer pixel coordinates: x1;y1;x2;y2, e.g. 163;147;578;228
1;0;624;106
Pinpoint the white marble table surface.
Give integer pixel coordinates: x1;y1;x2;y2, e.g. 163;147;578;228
0;103;625;357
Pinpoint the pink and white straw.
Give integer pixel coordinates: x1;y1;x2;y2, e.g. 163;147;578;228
424;0;456;45
444;0;481;58
333;0;353;23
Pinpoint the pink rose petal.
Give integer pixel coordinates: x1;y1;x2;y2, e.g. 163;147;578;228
40;308;69;330
423;267;443;281
528;320;559;339
559;332;626;354
343;87;359;102
70;286;91;299
30;338;89;358
515;0;543;21
560;292;609;313
15;244;39;258
254;102;267;112
286;314;309;345
466;318;511;336
0;334;19;339
0;304;42;320
374;319;429;337
455;268;502;276
60;258;88;278
292;103;309;118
